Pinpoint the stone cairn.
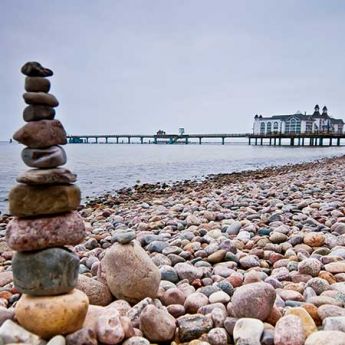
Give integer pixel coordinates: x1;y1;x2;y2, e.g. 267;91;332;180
6;62;89;339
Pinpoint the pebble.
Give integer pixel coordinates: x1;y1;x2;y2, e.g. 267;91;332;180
305;330;345;345
233;318;264;345
207;327;227;345
21;61;53;77
25;76;51;93
66;328;97;345
231;282;276;320
208;291;230;304
323;316;345;332
177;314;213;342
16;167;76;185
23;92;59;107
112;229;136;244
184;292;209;313
274;315;305;345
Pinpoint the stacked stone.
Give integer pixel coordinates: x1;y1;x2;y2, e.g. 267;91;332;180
6;62;89;339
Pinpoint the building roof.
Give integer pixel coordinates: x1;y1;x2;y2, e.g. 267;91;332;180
332;118;344;124
259;114;313;121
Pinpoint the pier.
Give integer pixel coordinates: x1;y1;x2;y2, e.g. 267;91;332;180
67;133;345;146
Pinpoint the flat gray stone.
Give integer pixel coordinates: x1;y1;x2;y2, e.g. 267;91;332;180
12;247;79;296
16;168;77;185
21;146;66;168
23;105;55;122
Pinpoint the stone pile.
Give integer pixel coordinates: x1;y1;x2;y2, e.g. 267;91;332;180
6;62;89;339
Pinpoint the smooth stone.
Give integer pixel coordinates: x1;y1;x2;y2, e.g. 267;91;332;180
184;292;209;313
233;318;264;345
96;309;126;345
323;316;345;332
123;336;150;345
12;247;79;296
66;328;97;345
0;306;14;325
17;168;77;185
15;289;89;339
76;275;112;306
13;120;66;149
298;258;322;277
112;229;136;244
207;327;227;345
274;315;305;345
23;105;55;122
231;282;276;320
209;291;230;304
6;211;85;251
174;262;203;283
161;287;186;306
102;241;160;304
23;92;59;107
47;335;66;345
139;305;176;342
160;266;179;283
9;184;81;217
177;314;213;342
0;320;45;345
325;262;345;274
305;330;345;345
21;146;66;168
285;307;317;337
25;77;51;92
318;305;345;320
21;61;53;77
167;304;186;318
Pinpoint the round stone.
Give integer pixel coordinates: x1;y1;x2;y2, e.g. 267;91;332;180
102;241;160;304
6;211;85;251
233;318;264;345
23;92;59;107
21;146;66;169
13;120;66;149
15;289;89;339
12;247;79;296
21;61;53;77
16;168;77;185
231;282;276;320
23;105;55;122
25;77;50;93
112;229;136;244
274;315;305;345
9;184;81;217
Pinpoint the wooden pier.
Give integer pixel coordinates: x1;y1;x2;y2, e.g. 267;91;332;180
66;133;345;146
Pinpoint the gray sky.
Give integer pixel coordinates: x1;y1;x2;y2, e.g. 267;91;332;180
1;0;345;140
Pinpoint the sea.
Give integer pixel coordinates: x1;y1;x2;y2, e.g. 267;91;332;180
1;140;345;214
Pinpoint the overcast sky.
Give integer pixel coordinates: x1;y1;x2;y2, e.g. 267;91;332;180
1;0;345;140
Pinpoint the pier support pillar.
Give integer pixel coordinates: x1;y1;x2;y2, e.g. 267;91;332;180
255;138;258;145
140;137;144;144
248;137;251;145
310;138;313;146
298;137;301;146
337;138;341;146
95;137;98;144
269;138;272;146
154;137;157;144
329;138;332;146
185;137;189;144
302;138;305;146
199;137;202;145
260;138;263;145
279;138;282;146
116;137;119;144
274;138;276;146
222;137;225;145
319;138;323;146
290;138;294;146
86;137;89;143
127;137;131;144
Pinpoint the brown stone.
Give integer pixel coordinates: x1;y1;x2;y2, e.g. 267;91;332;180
25;77;50;93
9;184;81;217
76;275;113;306
6;211;85;251
285;307;317;337
16;168;77;185
23;92;59;107
23;105;55;122
13;120;66;148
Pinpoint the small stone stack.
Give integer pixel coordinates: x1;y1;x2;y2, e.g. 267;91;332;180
6;62;89;339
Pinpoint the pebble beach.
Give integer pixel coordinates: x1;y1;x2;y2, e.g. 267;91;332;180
2;155;345;344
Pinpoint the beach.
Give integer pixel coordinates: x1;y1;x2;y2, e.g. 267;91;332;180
1;155;345;342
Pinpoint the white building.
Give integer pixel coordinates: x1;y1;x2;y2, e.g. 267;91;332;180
253;105;344;135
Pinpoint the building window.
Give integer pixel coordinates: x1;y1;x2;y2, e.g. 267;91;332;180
273;122;279;133
260;122;265;134
306;121;313;133
267;122;272;134
285;118;301;134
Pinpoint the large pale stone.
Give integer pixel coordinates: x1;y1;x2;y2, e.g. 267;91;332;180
21;61;53;77
274;315;305;345
285;307;317;337
305;330;345;345
12;247;79;296
17;168;77;185
23;105;55;122
6;211;85;251
233;318;264;345
0;320;45;345
15;289;89;339
9;184;81;217
13;120;66;148
21;146;66;168
102;241;160;304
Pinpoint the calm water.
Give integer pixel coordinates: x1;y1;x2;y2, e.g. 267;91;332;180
1;141;345;214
